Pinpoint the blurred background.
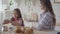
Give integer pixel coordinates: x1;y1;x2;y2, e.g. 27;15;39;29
0;0;60;31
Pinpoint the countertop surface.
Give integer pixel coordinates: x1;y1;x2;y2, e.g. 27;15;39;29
1;31;58;34
0;21;60;34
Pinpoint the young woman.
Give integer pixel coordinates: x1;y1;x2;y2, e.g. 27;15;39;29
3;8;24;26
33;0;56;31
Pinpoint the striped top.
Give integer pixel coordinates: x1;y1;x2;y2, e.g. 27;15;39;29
34;11;55;31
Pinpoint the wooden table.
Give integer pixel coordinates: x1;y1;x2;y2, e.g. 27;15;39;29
1;26;59;34
1;30;58;34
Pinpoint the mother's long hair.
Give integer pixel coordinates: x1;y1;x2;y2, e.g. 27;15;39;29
40;0;56;25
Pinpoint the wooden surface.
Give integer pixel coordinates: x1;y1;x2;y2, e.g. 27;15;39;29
1;31;58;34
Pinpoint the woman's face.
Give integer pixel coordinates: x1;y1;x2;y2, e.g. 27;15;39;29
40;3;46;11
13;11;18;18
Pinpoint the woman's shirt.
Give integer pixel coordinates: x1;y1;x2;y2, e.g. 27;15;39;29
11;17;24;26
34;11;54;31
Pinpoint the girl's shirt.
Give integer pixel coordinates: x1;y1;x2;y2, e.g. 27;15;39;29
11;17;24;26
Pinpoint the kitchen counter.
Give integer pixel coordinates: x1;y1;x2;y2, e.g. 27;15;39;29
1;30;58;34
1;21;60;34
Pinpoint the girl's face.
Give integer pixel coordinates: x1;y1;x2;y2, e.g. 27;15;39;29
13;11;18;18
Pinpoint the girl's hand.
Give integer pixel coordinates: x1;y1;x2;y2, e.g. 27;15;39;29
12;21;20;26
3;19;11;24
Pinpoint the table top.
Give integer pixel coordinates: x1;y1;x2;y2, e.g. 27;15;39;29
0;25;59;34
1;30;58;34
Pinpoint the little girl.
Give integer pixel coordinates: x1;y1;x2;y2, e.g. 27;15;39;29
3;8;24;26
